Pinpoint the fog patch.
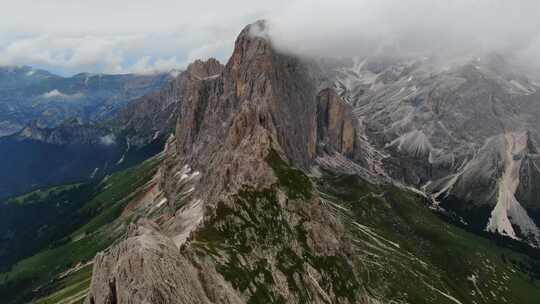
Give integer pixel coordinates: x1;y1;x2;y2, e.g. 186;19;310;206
264;0;540;66
99;134;116;146
41;89;84;100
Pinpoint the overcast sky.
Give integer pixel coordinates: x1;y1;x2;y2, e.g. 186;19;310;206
0;0;286;75
1;0;540;75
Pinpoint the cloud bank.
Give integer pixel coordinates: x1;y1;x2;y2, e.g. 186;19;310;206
1;0;539;75
266;0;540;62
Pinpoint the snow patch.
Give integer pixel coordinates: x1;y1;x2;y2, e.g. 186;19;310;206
89;167;99;179
116;140;130;164
175;165;200;182
156;198;168;208
181;187;195;195
424;282;465;304
467;274;486;301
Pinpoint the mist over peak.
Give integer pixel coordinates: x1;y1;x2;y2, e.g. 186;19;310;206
264;0;540;70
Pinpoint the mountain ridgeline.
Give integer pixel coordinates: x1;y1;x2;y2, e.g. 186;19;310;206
82;21;540;303
1;21;540;304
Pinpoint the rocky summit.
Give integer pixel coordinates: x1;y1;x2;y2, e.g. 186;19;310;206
86;20;367;304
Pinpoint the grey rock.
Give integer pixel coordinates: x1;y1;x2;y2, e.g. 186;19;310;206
86;21;367;304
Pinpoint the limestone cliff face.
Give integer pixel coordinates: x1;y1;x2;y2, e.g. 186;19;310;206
86;21;366;304
175;20;321;189
173;21;359;200
186;58;223;79
316;88;357;157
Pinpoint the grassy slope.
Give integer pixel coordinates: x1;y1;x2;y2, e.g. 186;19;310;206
34;264;93;304
0;157;161;304
318;173;540;304
5;183;83;205
0;183;97;272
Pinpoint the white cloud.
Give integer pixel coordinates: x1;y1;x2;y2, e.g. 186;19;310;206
42;90;65;99
0;35;132;74
184;39;233;66
126;56;184;75
266;0;540;62
99;134;116;146
41;89;84;100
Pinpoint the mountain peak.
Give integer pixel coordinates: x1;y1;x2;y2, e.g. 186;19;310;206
186;58;223;79
227;20;274;81
245;19;270;39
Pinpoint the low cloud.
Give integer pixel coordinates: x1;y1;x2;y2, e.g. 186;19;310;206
41;89;84;100
42;90;66;99
0;35;130;74
99;134;116;146
266;0;540;64
126;56;185;75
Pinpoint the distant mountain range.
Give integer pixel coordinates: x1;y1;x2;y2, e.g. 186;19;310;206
0;66;180;199
0;65;173;136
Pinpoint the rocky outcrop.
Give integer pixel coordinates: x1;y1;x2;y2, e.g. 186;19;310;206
186;58;224;79
86;21;366;304
87;220;244;304
114;59;224;147
316;88;357;157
